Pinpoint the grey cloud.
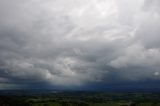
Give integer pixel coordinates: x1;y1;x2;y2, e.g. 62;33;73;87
0;0;160;89
143;0;160;13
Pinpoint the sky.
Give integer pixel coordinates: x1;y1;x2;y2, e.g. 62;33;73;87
0;0;160;90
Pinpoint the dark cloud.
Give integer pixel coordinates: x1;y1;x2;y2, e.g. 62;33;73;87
0;0;160;89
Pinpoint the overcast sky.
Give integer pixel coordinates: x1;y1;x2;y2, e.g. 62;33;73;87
0;0;160;90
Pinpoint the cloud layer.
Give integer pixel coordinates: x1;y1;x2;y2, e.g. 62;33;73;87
0;0;160;89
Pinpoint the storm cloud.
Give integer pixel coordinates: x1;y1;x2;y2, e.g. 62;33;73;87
0;0;160;89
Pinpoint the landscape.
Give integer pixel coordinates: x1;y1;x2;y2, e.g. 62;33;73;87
0;90;160;106
0;0;160;106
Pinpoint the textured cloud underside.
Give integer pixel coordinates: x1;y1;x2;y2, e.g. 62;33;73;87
0;0;160;88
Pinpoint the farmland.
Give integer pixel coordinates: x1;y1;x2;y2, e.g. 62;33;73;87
0;90;160;106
